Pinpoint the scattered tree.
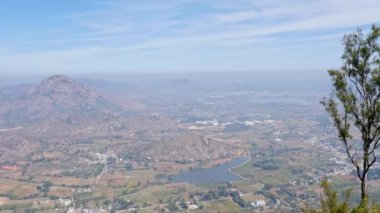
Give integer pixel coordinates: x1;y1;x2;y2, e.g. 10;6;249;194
321;24;380;203
167;200;178;211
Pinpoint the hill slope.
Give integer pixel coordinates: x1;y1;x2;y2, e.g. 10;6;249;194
0;75;144;126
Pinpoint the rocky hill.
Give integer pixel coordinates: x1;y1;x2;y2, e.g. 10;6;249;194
0;75;144;127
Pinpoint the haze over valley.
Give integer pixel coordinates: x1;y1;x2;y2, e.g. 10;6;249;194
1;0;380;212
0;72;378;212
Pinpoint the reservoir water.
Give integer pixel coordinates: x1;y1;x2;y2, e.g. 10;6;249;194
170;157;249;185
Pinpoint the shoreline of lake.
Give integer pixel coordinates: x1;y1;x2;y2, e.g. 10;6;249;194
170;156;250;185
228;156;251;182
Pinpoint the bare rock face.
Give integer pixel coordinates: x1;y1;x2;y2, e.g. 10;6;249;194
26;75;104;112
0;75;140;127
29;75;100;100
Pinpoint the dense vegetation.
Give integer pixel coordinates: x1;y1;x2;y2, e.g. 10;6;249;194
253;159;280;170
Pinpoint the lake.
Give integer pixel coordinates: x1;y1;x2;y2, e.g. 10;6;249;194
170;157;250;185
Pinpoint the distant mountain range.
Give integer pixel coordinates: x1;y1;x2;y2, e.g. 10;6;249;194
0;75;145;127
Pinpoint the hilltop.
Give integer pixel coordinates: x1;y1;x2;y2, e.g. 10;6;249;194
0;75;144;127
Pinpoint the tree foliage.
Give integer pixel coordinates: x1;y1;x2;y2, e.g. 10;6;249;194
321;24;380;202
302;179;380;213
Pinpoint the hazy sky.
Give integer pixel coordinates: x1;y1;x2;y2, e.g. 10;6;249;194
0;0;379;75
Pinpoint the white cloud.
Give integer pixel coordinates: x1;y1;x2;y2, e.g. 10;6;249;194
214;11;257;23
61;0;380;47
1;0;380;73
